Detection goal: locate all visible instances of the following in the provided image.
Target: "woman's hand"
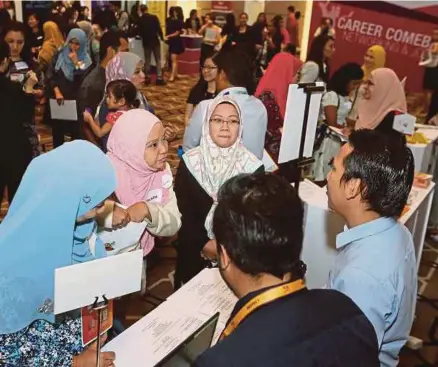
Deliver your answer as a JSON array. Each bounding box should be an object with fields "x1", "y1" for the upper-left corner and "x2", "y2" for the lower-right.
[
  {"x1": 24, "y1": 71, "x2": 38, "y2": 91},
  {"x1": 112, "y1": 205, "x2": 130, "y2": 228},
  {"x1": 54, "y1": 88, "x2": 64, "y2": 105},
  {"x1": 342, "y1": 127, "x2": 352, "y2": 137},
  {"x1": 201, "y1": 239, "x2": 217, "y2": 261},
  {"x1": 69, "y1": 51, "x2": 79, "y2": 65},
  {"x1": 127, "y1": 202, "x2": 150, "y2": 223},
  {"x1": 72, "y1": 337, "x2": 115, "y2": 366}
]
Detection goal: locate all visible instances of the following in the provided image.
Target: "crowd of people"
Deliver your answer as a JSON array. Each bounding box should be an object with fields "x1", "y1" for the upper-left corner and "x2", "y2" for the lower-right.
[{"x1": 0, "y1": 1, "x2": 436, "y2": 366}]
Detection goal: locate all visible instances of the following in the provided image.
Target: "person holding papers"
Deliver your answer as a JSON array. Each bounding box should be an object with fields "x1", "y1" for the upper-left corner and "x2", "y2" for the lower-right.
[
  {"x1": 183, "y1": 49, "x2": 268, "y2": 160},
  {"x1": 0, "y1": 141, "x2": 122, "y2": 366},
  {"x1": 174, "y1": 97, "x2": 264, "y2": 289},
  {"x1": 194, "y1": 173, "x2": 379, "y2": 366},
  {"x1": 354, "y1": 68, "x2": 407, "y2": 135},
  {"x1": 326, "y1": 130, "x2": 416, "y2": 367},
  {"x1": 107, "y1": 109, "x2": 182, "y2": 294},
  {"x1": 46, "y1": 28, "x2": 92, "y2": 148},
  {"x1": 312, "y1": 63, "x2": 363, "y2": 182}
]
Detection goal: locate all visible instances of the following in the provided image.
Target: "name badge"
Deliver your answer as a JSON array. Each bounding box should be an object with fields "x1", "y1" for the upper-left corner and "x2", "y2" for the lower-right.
[
  {"x1": 146, "y1": 189, "x2": 162, "y2": 203},
  {"x1": 393, "y1": 113, "x2": 416, "y2": 135},
  {"x1": 162, "y1": 174, "x2": 173, "y2": 189}
]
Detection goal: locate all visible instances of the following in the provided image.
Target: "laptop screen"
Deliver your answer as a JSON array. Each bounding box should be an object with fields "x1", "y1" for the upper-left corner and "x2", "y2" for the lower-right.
[{"x1": 157, "y1": 313, "x2": 220, "y2": 367}]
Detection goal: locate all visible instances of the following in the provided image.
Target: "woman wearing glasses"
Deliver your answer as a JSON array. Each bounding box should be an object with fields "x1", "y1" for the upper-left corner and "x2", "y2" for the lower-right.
[
  {"x1": 174, "y1": 96, "x2": 264, "y2": 289},
  {"x1": 106, "y1": 109, "x2": 182, "y2": 295},
  {"x1": 185, "y1": 56, "x2": 218, "y2": 125}
]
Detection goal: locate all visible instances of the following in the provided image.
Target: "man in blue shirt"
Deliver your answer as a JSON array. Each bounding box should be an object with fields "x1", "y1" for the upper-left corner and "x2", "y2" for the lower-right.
[
  {"x1": 326, "y1": 129, "x2": 417, "y2": 367},
  {"x1": 183, "y1": 50, "x2": 267, "y2": 159}
]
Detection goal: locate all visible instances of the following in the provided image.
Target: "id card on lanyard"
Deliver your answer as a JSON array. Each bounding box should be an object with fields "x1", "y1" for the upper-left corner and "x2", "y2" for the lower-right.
[{"x1": 219, "y1": 279, "x2": 306, "y2": 340}]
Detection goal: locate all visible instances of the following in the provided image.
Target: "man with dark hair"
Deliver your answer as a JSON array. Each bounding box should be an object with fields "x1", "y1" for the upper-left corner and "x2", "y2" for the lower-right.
[
  {"x1": 183, "y1": 49, "x2": 267, "y2": 159},
  {"x1": 114, "y1": 30, "x2": 129, "y2": 52},
  {"x1": 138, "y1": 4, "x2": 165, "y2": 85},
  {"x1": 110, "y1": 1, "x2": 129, "y2": 33},
  {"x1": 326, "y1": 129, "x2": 416, "y2": 367},
  {"x1": 194, "y1": 173, "x2": 379, "y2": 366},
  {"x1": 78, "y1": 30, "x2": 121, "y2": 144}
]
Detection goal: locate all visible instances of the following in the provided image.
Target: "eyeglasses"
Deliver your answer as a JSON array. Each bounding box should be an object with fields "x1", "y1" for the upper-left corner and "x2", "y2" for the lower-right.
[
  {"x1": 210, "y1": 117, "x2": 240, "y2": 126},
  {"x1": 202, "y1": 66, "x2": 218, "y2": 71}
]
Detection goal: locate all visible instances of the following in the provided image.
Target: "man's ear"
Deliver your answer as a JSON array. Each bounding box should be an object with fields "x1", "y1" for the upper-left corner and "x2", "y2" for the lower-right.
[
  {"x1": 219, "y1": 244, "x2": 231, "y2": 271},
  {"x1": 345, "y1": 178, "x2": 362, "y2": 201}
]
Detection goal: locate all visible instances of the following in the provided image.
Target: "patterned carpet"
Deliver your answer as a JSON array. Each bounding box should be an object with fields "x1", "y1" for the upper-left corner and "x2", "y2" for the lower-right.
[{"x1": 1, "y1": 74, "x2": 438, "y2": 365}]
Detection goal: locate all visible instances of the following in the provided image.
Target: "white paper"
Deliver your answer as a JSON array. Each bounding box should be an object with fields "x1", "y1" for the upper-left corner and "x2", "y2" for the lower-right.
[
  {"x1": 393, "y1": 113, "x2": 416, "y2": 135},
  {"x1": 97, "y1": 222, "x2": 146, "y2": 256},
  {"x1": 298, "y1": 179, "x2": 330, "y2": 211},
  {"x1": 49, "y1": 99, "x2": 78, "y2": 121},
  {"x1": 54, "y1": 250, "x2": 142, "y2": 314},
  {"x1": 278, "y1": 83, "x2": 324, "y2": 164},
  {"x1": 262, "y1": 150, "x2": 278, "y2": 172},
  {"x1": 103, "y1": 269, "x2": 237, "y2": 366},
  {"x1": 167, "y1": 269, "x2": 237, "y2": 344},
  {"x1": 328, "y1": 126, "x2": 348, "y2": 143},
  {"x1": 102, "y1": 298, "x2": 213, "y2": 366}
]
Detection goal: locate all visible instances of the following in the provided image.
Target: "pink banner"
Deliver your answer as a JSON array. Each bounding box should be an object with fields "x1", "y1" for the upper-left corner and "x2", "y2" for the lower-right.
[{"x1": 309, "y1": 1, "x2": 436, "y2": 92}]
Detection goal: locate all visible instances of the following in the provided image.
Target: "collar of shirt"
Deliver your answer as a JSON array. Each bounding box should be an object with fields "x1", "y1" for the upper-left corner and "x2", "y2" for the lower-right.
[
  {"x1": 218, "y1": 87, "x2": 248, "y2": 97},
  {"x1": 336, "y1": 217, "x2": 397, "y2": 250}
]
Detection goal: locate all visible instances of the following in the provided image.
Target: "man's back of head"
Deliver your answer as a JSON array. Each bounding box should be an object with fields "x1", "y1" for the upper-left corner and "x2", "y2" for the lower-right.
[
  {"x1": 327, "y1": 129, "x2": 414, "y2": 222},
  {"x1": 213, "y1": 173, "x2": 304, "y2": 292},
  {"x1": 211, "y1": 49, "x2": 256, "y2": 94},
  {"x1": 99, "y1": 29, "x2": 121, "y2": 62}
]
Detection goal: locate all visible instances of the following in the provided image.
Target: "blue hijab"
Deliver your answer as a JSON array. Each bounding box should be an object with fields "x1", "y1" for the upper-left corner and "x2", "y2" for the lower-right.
[
  {"x1": 55, "y1": 28, "x2": 92, "y2": 81},
  {"x1": 0, "y1": 141, "x2": 116, "y2": 334}
]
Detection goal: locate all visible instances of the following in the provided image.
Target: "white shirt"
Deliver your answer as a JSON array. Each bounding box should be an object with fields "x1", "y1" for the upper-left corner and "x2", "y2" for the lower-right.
[
  {"x1": 320, "y1": 91, "x2": 352, "y2": 126},
  {"x1": 183, "y1": 87, "x2": 268, "y2": 159}
]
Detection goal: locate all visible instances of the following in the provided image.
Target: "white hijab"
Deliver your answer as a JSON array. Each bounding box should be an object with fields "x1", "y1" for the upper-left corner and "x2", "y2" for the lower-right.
[{"x1": 183, "y1": 96, "x2": 263, "y2": 238}]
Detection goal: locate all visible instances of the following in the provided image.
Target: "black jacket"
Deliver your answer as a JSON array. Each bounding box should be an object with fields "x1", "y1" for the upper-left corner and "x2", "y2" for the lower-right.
[
  {"x1": 194, "y1": 286, "x2": 380, "y2": 367},
  {"x1": 138, "y1": 13, "x2": 163, "y2": 47}
]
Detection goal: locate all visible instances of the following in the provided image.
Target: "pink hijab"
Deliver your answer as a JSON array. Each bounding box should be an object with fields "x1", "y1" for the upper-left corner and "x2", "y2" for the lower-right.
[
  {"x1": 255, "y1": 52, "x2": 303, "y2": 118},
  {"x1": 107, "y1": 109, "x2": 171, "y2": 256},
  {"x1": 355, "y1": 68, "x2": 407, "y2": 130}
]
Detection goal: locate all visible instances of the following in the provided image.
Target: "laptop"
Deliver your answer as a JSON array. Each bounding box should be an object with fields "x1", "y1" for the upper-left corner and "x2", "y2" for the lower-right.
[{"x1": 156, "y1": 313, "x2": 220, "y2": 366}]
